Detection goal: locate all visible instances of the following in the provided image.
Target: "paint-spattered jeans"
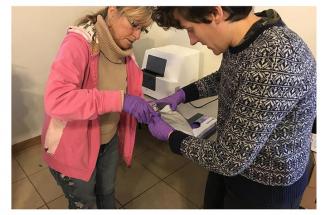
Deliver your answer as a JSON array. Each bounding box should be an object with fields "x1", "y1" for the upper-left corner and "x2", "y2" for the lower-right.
[{"x1": 49, "y1": 134, "x2": 119, "y2": 209}]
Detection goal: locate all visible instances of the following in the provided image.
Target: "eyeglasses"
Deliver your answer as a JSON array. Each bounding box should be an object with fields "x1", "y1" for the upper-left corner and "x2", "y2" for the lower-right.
[{"x1": 124, "y1": 15, "x2": 149, "y2": 33}]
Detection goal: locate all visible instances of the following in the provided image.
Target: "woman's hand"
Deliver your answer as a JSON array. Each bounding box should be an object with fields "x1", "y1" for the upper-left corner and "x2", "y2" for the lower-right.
[{"x1": 123, "y1": 95, "x2": 158, "y2": 124}]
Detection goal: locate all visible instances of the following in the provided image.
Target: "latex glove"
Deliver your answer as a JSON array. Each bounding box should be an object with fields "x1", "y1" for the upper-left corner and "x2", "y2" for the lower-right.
[
  {"x1": 148, "y1": 116, "x2": 174, "y2": 141},
  {"x1": 154, "y1": 89, "x2": 185, "y2": 111},
  {"x1": 123, "y1": 95, "x2": 158, "y2": 124}
]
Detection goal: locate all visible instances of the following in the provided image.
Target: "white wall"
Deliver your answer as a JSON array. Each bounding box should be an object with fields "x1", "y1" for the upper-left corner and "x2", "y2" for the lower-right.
[
  {"x1": 12, "y1": 6, "x2": 102, "y2": 144},
  {"x1": 12, "y1": 6, "x2": 316, "y2": 144},
  {"x1": 256, "y1": 6, "x2": 316, "y2": 57}
]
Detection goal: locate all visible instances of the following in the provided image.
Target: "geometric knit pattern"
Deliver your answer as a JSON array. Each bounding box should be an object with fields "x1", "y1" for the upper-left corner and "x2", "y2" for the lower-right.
[{"x1": 180, "y1": 21, "x2": 316, "y2": 186}]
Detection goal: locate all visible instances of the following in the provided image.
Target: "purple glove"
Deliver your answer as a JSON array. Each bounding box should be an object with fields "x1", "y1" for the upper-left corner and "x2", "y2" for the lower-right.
[
  {"x1": 148, "y1": 116, "x2": 174, "y2": 141},
  {"x1": 123, "y1": 95, "x2": 158, "y2": 124},
  {"x1": 154, "y1": 89, "x2": 185, "y2": 111}
]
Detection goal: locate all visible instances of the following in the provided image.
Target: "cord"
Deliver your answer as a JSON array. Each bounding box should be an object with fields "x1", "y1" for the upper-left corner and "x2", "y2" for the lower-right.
[{"x1": 189, "y1": 97, "x2": 218, "y2": 108}]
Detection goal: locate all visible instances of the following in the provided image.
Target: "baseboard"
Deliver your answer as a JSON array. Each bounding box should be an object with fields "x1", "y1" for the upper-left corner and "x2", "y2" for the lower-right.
[{"x1": 12, "y1": 135, "x2": 41, "y2": 155}]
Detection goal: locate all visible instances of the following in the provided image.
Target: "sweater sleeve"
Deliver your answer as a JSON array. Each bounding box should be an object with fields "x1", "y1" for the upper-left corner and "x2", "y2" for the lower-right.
[
  {"x1": 181, "y1": 70, "x2": 221, "y2": 103},
  {"x1": 169, "y1": 56, "x2": 313, "y2": 176},
  {"x1": 44, "y1": 33, "x2": 123, "y2": 121}
]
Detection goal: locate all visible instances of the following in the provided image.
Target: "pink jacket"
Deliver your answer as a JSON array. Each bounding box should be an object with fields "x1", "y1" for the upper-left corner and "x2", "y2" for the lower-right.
[{"x1": 41, "y1": 32, "x2": 142, "y2": 181}]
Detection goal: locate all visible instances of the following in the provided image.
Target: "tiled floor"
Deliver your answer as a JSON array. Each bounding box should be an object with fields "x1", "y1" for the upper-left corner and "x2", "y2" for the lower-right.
[{"x1": 12, "y1": 126, "x2": 208, "y2": 209}]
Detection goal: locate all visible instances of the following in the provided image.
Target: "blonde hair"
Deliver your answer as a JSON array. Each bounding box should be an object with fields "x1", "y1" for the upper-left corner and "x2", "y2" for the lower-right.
[
  {"x1": 117, "y1": 6, "x2": 154, "y2": 29},
  {"x1": 77, "y1": 6, "x2": 154, "y2": 28}
]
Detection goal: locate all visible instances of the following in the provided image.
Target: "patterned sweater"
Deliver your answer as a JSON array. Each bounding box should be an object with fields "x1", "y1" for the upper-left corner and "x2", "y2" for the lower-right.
[{"x1": 169, "y1": 10, "x2": 316, "y2": 186}]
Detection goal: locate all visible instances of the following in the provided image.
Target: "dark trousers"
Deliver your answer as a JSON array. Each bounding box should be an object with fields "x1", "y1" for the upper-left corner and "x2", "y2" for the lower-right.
[
  {"x1": 49, "y1": 134, "x2": 119, "y2": 209},
  {"x1": 204, "y1": 158, "x2": 312, "y2": 209}
]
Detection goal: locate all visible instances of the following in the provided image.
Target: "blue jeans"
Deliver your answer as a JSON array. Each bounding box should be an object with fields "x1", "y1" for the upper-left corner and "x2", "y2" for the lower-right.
[{"x1": 49, "y1": 134, "x2": 119, "y2": 209}]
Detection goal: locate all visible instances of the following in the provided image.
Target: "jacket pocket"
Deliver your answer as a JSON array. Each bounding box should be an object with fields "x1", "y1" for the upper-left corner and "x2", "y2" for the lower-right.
[{"x1": 44, "y1": 118, "x2": 67, "y2": 155}]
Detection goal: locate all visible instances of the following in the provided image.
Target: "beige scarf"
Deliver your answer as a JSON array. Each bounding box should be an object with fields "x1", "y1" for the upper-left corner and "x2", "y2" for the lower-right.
[{"x1": 95, "y1": 15, "x2": 132, "y2": 144}]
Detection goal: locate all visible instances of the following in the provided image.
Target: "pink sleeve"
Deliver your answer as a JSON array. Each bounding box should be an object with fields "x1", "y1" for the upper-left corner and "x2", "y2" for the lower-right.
[{"x1": 44, "y1": 33, "x2": 123, "y2": 121}]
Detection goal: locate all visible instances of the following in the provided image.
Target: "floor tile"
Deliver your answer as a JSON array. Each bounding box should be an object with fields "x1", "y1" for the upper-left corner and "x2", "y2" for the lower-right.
[
  {"x1": 12, "y1": 178, "x2": 44, "y2": 209},
  {"x1": 135, "y1": 126, "x2": 170, "y2": 154},
  {"x1": 144, "y1": 137, "x2": 173, "y2": 156},
  {"x1": 15, "y1": 144, "x2": 47, "y2": 176},
  {"x1": 135, "y1": 148, "x2": 188, "y2": 179},
  {"x1": 115, "y1": 160, "x2": 160, "y2": 205},
  {"x1": 47, "y1": 195, "x2": 121, "y2": 209},
  {"x1": 118, "y1": 127, "x2": 153, "y2": 166},
  {"x1": 133, "y1": 128, "x2": 151, "y2": 158},
  {"x1": 38, "y1": 205, "x2": 48, "y2": 209},
  {"x1": 46, "y1": 195, "x2": 123, "y2": 209},
  {"x1": 29, "y1": 168, "x2": 63, "y2": 203},
  {"x1": 47, "y1": 195, "x2": 68, "y2": 209},
  {"x1": 164, "y1": 162, "x2": 209, "y2": 208},
  {"x1": 133, "y1": 141, "x2": 150, "y2": 158},
  {"x1": 124, "y1": 181, "x2": 197, "y2": 209},
  {"x1": 12, "y1": 158, "x2": 27, "y2": 183},
  {"x1": 115, "y1": 199, "x2": 122, "y2": 209}
]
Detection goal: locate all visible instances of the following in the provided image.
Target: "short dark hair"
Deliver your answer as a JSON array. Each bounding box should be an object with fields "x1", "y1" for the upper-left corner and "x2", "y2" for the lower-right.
[{"x1": 152, "y1": 6, "x2": 253, "y2": 29}]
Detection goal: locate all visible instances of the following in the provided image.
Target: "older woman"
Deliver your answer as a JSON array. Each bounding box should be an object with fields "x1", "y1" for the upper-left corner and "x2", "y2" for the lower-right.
[{"x1": 42, "y1": 7, "x2": 155, "y2": 209}]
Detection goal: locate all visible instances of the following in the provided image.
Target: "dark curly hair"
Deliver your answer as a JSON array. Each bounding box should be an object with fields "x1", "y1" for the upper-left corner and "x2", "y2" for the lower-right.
[{"x1": 152, "y1": 6, "x2": 253, "y2": 29}]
